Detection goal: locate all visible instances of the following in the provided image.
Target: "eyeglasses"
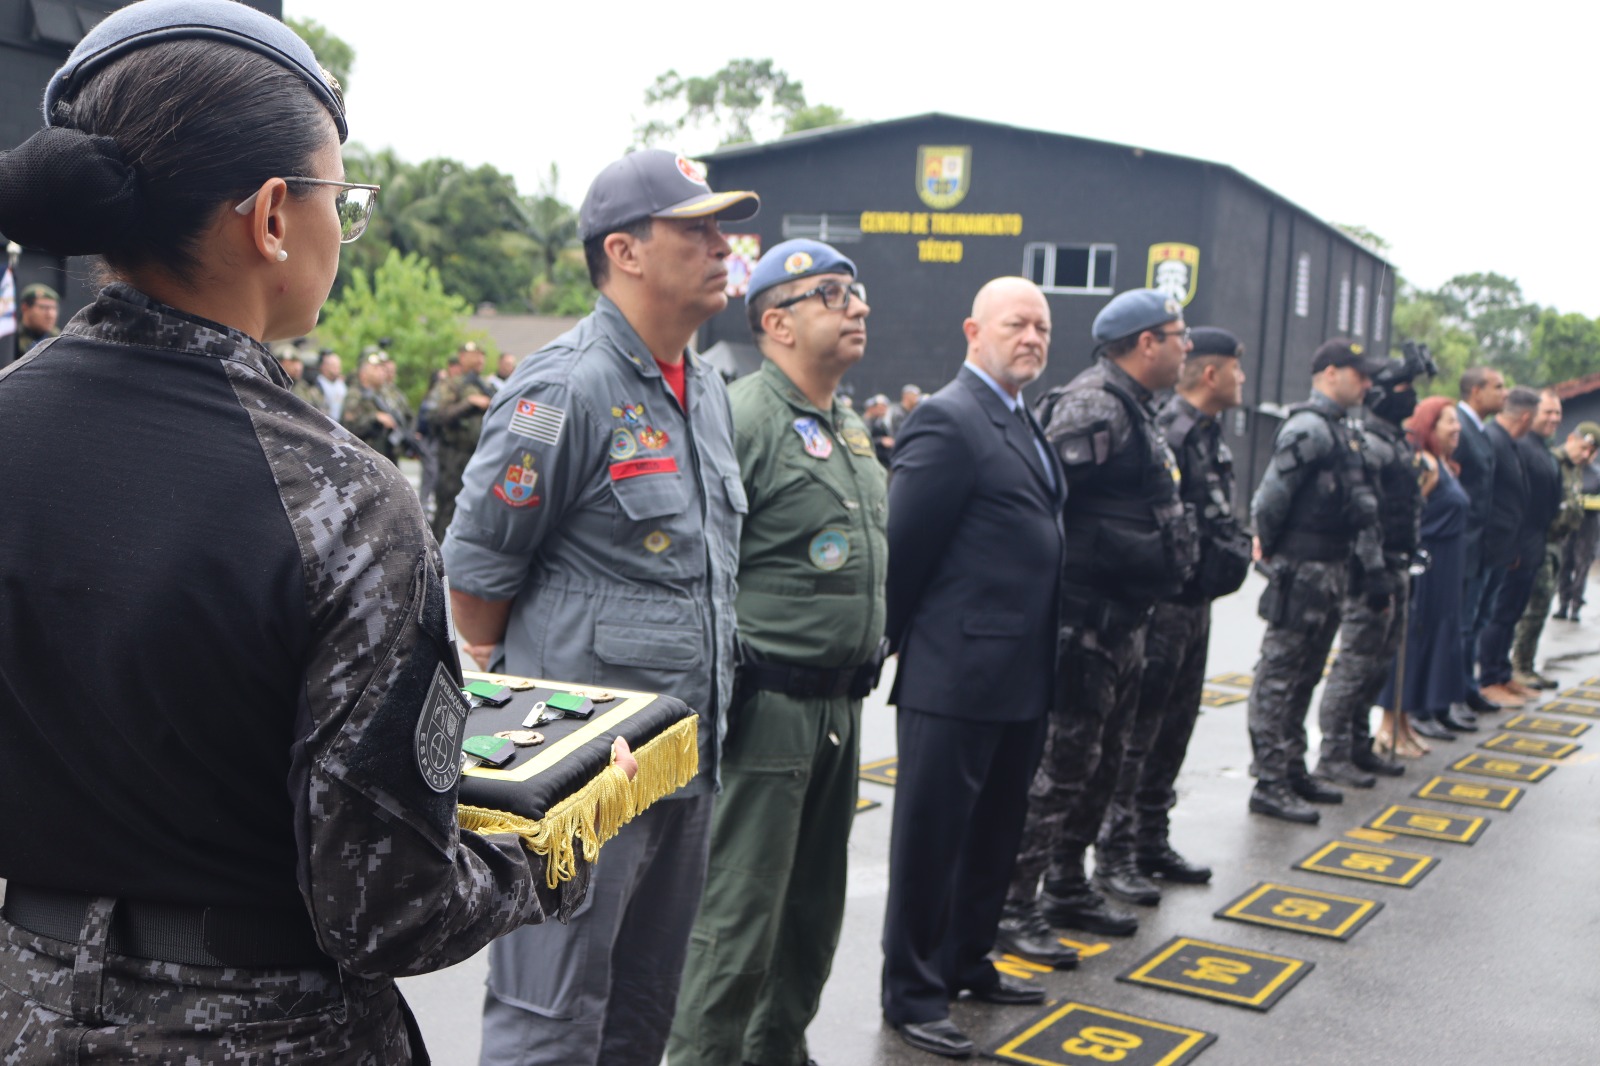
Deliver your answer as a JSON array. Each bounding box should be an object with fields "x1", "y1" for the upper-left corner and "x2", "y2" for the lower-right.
[
  {"x1": 774, "y1": 280, "x2": 867, "y2": 311},
  {"x1": 233, "y1": 177, "x2": 381, "y2": 244},
  {"x1": 1151, "y1": 326, "x2": 1192, "y2": 343}
]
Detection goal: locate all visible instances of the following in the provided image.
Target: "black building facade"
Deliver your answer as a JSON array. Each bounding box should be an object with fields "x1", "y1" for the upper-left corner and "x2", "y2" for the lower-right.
[
  {"x1": 1, "y1": 0, "x2": 281, "y2": 318},
  {"x1": 700, "y1": 113, "x2": 1396, "y2": 496}
]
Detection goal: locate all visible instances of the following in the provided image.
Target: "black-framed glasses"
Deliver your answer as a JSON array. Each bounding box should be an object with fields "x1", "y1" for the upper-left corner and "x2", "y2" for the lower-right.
[
  {"x1": 774, "y1": 280, "x2": 867, "y2": 311},
  {"x1": 233, "y1": 177, "x2": 381, "y2": 244},
  {"x1": 1151, "y1": 326, "x2": 1192, "y2": 343}
]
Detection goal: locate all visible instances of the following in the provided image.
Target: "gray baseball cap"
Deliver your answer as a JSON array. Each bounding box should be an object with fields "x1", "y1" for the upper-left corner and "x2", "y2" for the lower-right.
[{"x1": 579, "y1": 149, "x2": 758, "y2": 240}]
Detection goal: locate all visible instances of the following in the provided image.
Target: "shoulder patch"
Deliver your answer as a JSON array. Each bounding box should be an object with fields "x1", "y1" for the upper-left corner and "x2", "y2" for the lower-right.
[
  {"x1": 509, "y1": 398, "x2": 565, "y2": 445},
  {"x1": 415, "y1": 663, "x2": 470, "y2": 793}
]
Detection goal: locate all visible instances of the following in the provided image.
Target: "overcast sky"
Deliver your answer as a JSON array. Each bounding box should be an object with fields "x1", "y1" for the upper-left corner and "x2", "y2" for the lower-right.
[{"x1": 286, "y1": 0, "x2": 1592, "y2": 318}]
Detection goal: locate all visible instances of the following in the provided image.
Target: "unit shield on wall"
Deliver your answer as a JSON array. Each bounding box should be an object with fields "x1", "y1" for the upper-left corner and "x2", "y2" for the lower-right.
[
  {"x1": 1148, "y1": 243, "x2": 1200, "y2": 305},
  {"x1": 917, "y1": 145, "x2": 971, "y2": 209}
]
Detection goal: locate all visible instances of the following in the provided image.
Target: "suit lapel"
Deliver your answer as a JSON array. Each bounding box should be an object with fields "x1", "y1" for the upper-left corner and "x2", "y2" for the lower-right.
[{"x1": 960, "y1": 368, "x2": 1054, "y2": 493}]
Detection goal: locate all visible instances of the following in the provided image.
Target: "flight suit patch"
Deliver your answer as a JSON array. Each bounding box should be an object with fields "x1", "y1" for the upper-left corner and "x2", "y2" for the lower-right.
[
  {"x1": 415, "y1": 664, "x2": 470, "y2": 793},
  {"x1": 610, "y1": 428, "x2": 638, "y2": 461},
  {"x1": 508, "y1": 398, "x2": 565, "y2": 445},
  {"x1": 644, "y1": 530, "x2": 671, "y2": 554},
  {"x1": 841, "y1": 425, "x2": 874, "y2": 457},
  {"x1": 493, "y1": 452, "x2": 541, "y2": 508},
  {"x1": 793, "y1": 417, "x2": 834, "y2": 459},
  {"x1": 610, "y1": 457, "x2": 679, "y2": 480},
  {"x1": 809, "y1": 529, "x2": 850, "y2": 570}
]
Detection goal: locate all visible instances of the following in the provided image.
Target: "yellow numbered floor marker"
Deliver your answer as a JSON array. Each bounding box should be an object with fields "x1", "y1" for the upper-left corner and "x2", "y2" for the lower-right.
[
  {"x1": 858, "y1": 756, "x2": 898, "y2": 786},
  {"x1": 1214, "y1": 882, "x2": 1382, "y2": 941},
  {"x1": 1480, "y1": 733, "x2": 1579, "y2": 759},
  {"x1": 1412, "y1": 775, "x2": 1523, "y2": 811},
  {"x1": 1365, "y1": 804, "x2": 1488, "y2": 845},
  {"x1": 1554, "y1": 687, "x2": 1600, "y2": 704},
  {"x1": 992, "y1": 954, "x2": 1055, "y2": 981},
  {"x1": 1450, "y1": 752, "x2": 1556, "y2": 782},
  {"x1": 1295, "y1": 841, "x2": 1437, "y2": 887},
  {"x1": 1538, "y1": 699, "x2": 1600, "y2": 718},
  {"x1": 1198, "y1": 688, "x2": 1246, "y2": 707},
  {"x1": 1205, "y1": 672, "x2": 1254, "y2": 689},
  {"x1": 1118, "y1": 936, "x2": 1312, "y2": 1011},
  {"x1": 1501, "y1": 714, "x2": 1589, "y2": 739},
  {"x1": 855, "y1": 796, "x2": 881, "y2": 814},
  {"x1": 990, "y1": 1001, "x2": 1215, "y2": 1066}
]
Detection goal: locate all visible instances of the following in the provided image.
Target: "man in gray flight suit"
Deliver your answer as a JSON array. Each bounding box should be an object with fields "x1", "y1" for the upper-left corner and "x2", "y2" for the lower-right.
[
  {"x1": 443, "y1": 149, "x2": 758, "y2": 1066},
  {"x1": 669, "y1": 239, "x2": 887, "y2": 1066},
  {"x1": 1249, "y1": 339, "x2": 1387, "y2": 823}
]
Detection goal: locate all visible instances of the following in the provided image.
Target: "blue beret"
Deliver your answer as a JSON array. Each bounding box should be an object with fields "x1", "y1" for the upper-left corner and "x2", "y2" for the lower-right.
[
  {"x1": 45, "y1": 0, "x2": 348, "y2": 142},
  {"x1": 746, "y1": 239, "x2": 856, "y2": 304},
  {"x1": 1092, "y1": 288, "x2": 1184, "y2": 343}
]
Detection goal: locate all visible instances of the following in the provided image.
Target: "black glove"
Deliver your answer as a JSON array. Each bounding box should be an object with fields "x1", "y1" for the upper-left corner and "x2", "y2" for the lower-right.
[{"x1": 1361, "y1": 567, "x2": 1399, "y2": 611}]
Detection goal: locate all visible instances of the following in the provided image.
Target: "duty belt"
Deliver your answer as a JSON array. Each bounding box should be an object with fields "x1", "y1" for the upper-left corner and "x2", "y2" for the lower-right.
[
  {"x1": 1275, "y1": 530, "x2": 1353, "y2": 562},
  {"x1": 2, "y1": 883, "x2": 329, "y2": 968},
  {"x1": 739, "y1": 648, "x2": 886, "y2": 701}
]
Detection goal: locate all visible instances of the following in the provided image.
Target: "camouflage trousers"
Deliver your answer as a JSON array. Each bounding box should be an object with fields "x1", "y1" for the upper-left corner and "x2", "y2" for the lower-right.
[
  {"x1": 1009, "y1": 619, "x2": 1148, "y2": 898},
  {"x1": 0, "y1": 904, "x2": 415, "y2": 1064},
  {"x1": 1557, "y1": 520, "x2": 1598, "y2": 615},
  {"x1": 1317, "y1": 571, "x2": 1406, "y2": 765},
  {"x1": 431, "y1": 445, "x2": 473, "y2": 542},
  {"x1": 1512, "y1": 545, "x2": 1561, "y2": 674},
  {"x1": 1248, "y1": 559, "x2": 1348, "y2": 783},
  {"x1": 1097, "y1": 599, "x2": 1210, "y2": 860}
]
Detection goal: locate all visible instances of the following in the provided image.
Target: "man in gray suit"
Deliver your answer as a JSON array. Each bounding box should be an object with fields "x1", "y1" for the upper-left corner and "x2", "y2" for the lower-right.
[{"x1": 880, "y1": 277, "x2": 1066, "y2": 1059}]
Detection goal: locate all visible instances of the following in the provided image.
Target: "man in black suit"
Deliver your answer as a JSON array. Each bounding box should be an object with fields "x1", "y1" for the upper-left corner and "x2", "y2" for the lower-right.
[
  {"x1": 1455, "y1": 367, "x2": 1505, "y2": 716},
  {"x1": 881, "y1": 277, "x2": 1066, "y2": 1059},
  {"x1": 1477, "y1": 386, "x2": 1539, "y2": 706}
]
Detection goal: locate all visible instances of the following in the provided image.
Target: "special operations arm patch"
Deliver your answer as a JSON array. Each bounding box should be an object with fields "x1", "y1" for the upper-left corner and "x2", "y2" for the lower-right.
[{"x1": 416, "y1": 663, "x2": 471, "y2": 792}]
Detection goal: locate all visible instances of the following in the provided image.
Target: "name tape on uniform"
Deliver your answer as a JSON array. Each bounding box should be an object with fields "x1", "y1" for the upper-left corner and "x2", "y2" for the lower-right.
[
  {"x1": 859, "y1": 756, "x2": 898, "y2": 786},
  {"x1": 1480, "y1": 733, "x2": 1579, "y2": 760},
  {"x1": 1412, "y1": 776, "x2": 1523, "y2": 811},
  {"x1": 1118, "y1": 936, "x2": 1312, "y2": 1011},
  {"x1": 1364, "y1": 804, "x2": 1487, "y2": 845},
  {"x1": 1501, "y1": 714, "x2": 1589, "y2": 739},
  {"x1": 1295, "y1": 841, "x2": 1437, "y2": 887},
  {"x1": 1449, "y1": 752, "x2": 1555, "y2": 782},
  {"x1": 990, "y1": 1001, "x2": 1216, "y2": 1066},
  {"x1": 1214, "y1": 882, "x2": 1382, "y2": 941}
]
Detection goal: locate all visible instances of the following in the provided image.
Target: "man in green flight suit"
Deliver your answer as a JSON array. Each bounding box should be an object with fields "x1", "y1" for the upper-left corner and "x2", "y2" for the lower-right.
[
  {"x1": 669, "y1": 239, "x2": 887, "y2": 1066},
  {"x1": 430, "y1": 340, "x2": 491, "y2": 540}
]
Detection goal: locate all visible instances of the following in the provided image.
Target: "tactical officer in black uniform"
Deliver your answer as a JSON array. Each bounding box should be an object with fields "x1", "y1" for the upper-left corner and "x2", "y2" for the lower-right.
[
  {"x1": 998, "y1": 289, "x2": 1197, "y2": 954},
  {"x1": 1093, "y1": 327, "x2": 1252, "y2": 905},
  {"x1": 1315, "y1": 343, "x2": 1438, "y2": 786},
  {"x1": 1249, "y1": 339, "x2": 1387, "y2": 823}
]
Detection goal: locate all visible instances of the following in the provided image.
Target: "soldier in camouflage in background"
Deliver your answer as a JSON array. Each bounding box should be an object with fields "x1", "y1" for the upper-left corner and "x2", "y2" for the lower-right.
[{"x1": 430, "y1": 341, "x2": 492, "y2": 540}]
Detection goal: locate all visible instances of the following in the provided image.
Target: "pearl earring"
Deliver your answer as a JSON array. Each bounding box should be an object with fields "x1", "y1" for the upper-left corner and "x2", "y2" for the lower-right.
[{"x1": 276, "y1": 250, "x2": 289, "y2": 262}]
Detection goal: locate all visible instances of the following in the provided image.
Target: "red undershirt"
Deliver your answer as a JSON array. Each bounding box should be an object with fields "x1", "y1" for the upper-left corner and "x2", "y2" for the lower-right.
[{"x1": 655, "y1": 356, "x2": 687, "y2": 410}]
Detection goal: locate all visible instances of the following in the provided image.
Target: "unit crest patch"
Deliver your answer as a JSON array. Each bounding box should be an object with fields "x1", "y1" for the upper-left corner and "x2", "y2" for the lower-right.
[{"x1": 493, "y1": 452, "x2": 542, "y2": 508}]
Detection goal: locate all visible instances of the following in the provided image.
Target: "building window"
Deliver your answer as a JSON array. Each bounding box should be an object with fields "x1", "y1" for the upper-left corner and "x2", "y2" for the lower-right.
[
  {"x1": 1353, "y1": 284, "x2": 1367, "y2": 337},
  {"x1": 1373, "y1": 293, "x2": 1386, "y2": 344},
  {"x1": 1337, "y1": 276, "x2": 1351, "y2": 332},
  {"x1": 1294, "y1": 253, "x2": 1311, "y2": 318},
  {"x1": 1023, "y1": 242, "x2": 1116, "y2": 294},
  {"x1": 782, "y1": 214, "x2": 863, "y2": 243}
]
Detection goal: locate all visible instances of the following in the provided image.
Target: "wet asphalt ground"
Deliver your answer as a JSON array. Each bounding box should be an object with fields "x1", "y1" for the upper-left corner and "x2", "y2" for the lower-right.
[{"x1": 400, "y1": 567, "x2": 1600, "y2": 1066}]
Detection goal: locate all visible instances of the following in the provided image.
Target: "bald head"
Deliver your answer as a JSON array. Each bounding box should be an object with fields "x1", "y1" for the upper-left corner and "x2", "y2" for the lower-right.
[{"x1": 963, "y1": 277, "x2": 1051, "y2": 397}]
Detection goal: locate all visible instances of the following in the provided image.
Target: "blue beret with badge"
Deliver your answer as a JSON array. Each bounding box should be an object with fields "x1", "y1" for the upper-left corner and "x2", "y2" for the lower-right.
[
  {"x1": 745, "y1": 239, "x2": 856, "y2": 304},
  {"x1": 1092, "y1": 288, "x2": 1184, "y2": 343}
]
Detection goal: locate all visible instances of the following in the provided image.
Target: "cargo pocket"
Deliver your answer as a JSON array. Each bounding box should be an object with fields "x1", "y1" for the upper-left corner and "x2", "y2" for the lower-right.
[
  {"x1": 595, "y1": 621, "x2": 702, "y2": 672},
  {"x1": 608, "y1": 471, "x2": 703, "y2": 580}
]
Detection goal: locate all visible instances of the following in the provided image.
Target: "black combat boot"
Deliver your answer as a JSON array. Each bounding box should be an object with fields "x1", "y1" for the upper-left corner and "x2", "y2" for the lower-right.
[
  {"x1": 1351, "y1": 745, "x2": 1405, "y2": 777},
  {"x1": 1314, "y1": 757, "x2": 1377, "y2": 788},
  {"x1": 1092, "y1": 854, "x2": 1161, "y2": 906},
  {"x1": 1136, "y1": 841, "x2": 1212, "y2": 884},
  {"x1": 1039, "y1": 870, "x2": 1139, "y2": 937},
  {"x1": 1249, "y1": 781, "x2": 1320, "y2": 824},
  {"x1": 994, "y1": 899, "x2": 1079, "y2": 969}
]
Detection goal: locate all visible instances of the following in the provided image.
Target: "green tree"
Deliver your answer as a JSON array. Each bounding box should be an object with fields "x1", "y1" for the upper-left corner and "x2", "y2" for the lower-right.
[
  {"x1": 635, "y1": 59, "x2": 844, "y2": 148},
  {"x1": 1529, "y1": 310, "x2": 1600, "y2": 386},
  {"x1": 286, "y1": 17, "x2": 355, "y2": 92},
  {"x1": 1390, "y1": 280, "x2": 1480, "y2": 399},
  {"x1": 338, "y1": 149, "x2": 540, "y2": 309},
  {"x1": 1434, "y1": 272, "x2": 1541, "y2": 381},
  {"x1": 519, "y1": 163, "x2": 579, "y2": 280},
  {"x1": 317, "y1": 249, "x2": 487, "y2": 405}
]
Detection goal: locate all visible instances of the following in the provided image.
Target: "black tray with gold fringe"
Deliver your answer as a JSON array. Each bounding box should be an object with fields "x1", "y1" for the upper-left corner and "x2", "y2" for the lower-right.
[{"x1": 454, "y1": 671, "x2": 698, "y2": 887}]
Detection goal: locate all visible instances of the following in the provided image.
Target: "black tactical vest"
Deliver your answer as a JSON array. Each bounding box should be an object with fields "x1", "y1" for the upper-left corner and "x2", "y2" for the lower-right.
[
  {"x1": 1363, "y1": 417, "x2": 1422, "y2": 560},
  {"x1": 1164, "y1": 402, "x2": 1251, "y2": 601},
  {"x1": 1052, "y1": 376, "x2": 1198, "y2": 602},
  {"x1": 1280, "y1": 402, "x2": 1373, "y2": 551}
]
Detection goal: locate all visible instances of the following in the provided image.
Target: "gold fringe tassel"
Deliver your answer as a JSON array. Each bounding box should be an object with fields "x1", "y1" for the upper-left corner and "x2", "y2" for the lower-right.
[{"x1": 457, "y1": 715, "x2": 699, "y2": 888}]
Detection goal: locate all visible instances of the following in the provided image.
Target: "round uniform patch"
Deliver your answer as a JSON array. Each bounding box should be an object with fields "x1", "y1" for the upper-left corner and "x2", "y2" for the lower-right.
[
  {"x1": 784, "y1": 251, "x2": 814, "y2": 274},
  {"x1": 610, "y1": 427, "x2": 639, "y2": 461},
  {"x1": 644, "y1": 530, "x2": 671, "y2": 554},
  {"x1": 808, "y1": 529, "x2": 850, "y2": 571}
]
